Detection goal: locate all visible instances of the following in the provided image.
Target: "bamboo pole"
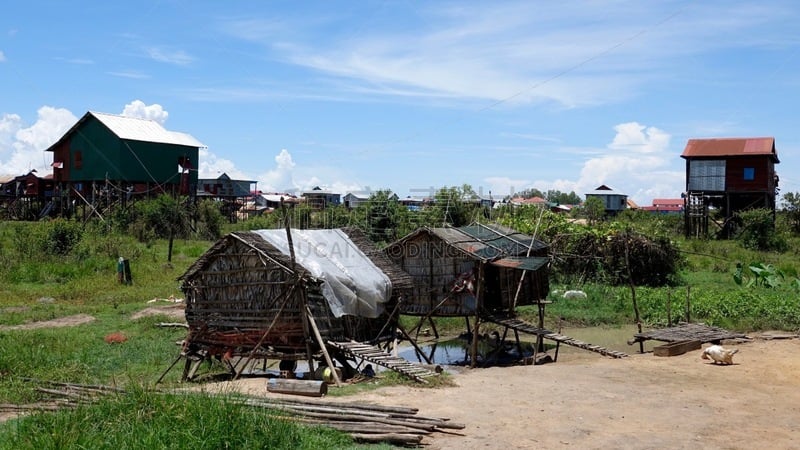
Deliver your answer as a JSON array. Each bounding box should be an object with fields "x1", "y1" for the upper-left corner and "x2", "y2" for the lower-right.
[
  {"x1": 470, "y1": 263, "x2": 484, "y2": 368},
  {"x1": 306, "y1": 306, "x2": 342, "y2": 387},
  {"x1": 624, "y1": 233, "x2": 644, "y2": 354}
]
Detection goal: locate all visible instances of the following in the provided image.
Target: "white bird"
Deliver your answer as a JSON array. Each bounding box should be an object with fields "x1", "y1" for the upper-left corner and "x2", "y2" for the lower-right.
[{"x1": 701, "y1": 345, "x2": 739, "y2": 365}]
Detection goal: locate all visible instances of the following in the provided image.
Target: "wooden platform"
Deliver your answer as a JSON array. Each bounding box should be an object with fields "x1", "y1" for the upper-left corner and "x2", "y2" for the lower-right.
[
  {"x1": 326, "y1": 340, "x2": 441, "y2": 383},
  {"x1": 483, "y1": 315, "x2": 629, "y2": 359},
  {"x1": 632, "y1": 322, "x2": 749, "y2": 345}
]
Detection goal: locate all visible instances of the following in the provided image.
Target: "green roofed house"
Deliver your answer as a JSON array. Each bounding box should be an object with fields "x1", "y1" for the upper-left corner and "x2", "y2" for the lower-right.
[{"x1": 45, "y1": 111, "x2": 204, "y2": 217}]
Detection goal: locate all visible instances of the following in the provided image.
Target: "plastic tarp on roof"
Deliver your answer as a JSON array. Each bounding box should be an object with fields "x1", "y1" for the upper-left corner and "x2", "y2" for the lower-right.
[{"x1": 254, "y1": 229, "x2": 392, "y2": 319}]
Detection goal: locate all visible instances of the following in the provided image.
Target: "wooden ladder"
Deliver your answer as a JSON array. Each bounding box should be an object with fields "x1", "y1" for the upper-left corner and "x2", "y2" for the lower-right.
[
  {"x1": 484, "y1": 315, "x2": 629, "y2": 359},
  {"x1": 326, "y1": 340, "x2": 440, "y2": 384}
]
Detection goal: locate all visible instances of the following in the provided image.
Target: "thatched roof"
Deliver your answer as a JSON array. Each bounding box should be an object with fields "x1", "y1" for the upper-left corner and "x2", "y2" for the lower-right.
[{"x1": 178, "y1": 231, "x2": 311, "y2": 282}]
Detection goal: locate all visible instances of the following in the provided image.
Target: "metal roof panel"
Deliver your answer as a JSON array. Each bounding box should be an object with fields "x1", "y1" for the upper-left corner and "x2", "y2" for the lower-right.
[{"x1": 91, "y1": 112, "x2": 205, "y2": 147}]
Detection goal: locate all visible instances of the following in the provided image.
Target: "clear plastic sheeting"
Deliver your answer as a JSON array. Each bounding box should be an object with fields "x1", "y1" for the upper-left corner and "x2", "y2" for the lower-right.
[{"x1": 254, "y1": 229, "x2": 392, "y2": 318}]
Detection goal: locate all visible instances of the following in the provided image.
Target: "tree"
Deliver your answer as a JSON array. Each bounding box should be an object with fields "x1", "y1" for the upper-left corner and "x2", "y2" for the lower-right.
[
  {"x1": 781, "y1": 192, "x2": 800, "y2": 234},
  {"x1": 424, "y1": 185, "x2": 483, "y2": 227},
  {"x1": 581, "y1": 196, "x2": 606, "y2": 225}
]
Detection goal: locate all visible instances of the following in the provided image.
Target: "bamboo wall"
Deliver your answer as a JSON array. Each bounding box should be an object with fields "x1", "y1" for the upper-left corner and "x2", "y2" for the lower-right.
[
  {"x1": 388, "y1": 233, "x2": 549, "y2": 316},
  {"x1": 182, "y1": 234, "x2": 398, "y2": 359}
]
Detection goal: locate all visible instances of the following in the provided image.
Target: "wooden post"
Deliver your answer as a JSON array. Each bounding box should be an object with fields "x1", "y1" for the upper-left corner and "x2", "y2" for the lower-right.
[
  {"x1": 666, "y1": 289, "x2": 672, "y2": 326},
  {"x1": 470, "y1": 263, "x2": 484, "y2": 368},
  {"x1": 685, "y1": 285, "x2": 691, "y2": 323},
  {"x1": 306, "y1": 306, "x2": 341, "y2": 387},
  {"x1": 624, "y1": 233, "x2": 644, "y2": 353}
]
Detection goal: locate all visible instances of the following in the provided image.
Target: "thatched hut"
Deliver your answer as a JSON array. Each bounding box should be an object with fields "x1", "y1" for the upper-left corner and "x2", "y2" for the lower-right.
[
  {"x1": 176, "y1": 227, "x2": 412, "y2": 377},
  {"x1": 384, "y1": 223, "x2": 549, "y2": 318}
]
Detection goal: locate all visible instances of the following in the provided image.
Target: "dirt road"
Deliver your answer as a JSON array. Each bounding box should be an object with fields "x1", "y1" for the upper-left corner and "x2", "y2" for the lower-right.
[{"x1": 214, "y1": 336, "x2": 800, "y2": 449}]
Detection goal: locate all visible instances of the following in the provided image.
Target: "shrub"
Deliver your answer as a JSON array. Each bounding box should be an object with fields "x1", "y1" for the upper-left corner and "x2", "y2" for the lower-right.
[{"x1": 736, "y1": 208, "x2": 788, "y2": 252}]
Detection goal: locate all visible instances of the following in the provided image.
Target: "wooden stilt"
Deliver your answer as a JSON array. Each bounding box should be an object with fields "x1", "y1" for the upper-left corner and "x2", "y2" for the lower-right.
[{"x1": 306, "y1": 306, "x2": 341, "y2": 387}]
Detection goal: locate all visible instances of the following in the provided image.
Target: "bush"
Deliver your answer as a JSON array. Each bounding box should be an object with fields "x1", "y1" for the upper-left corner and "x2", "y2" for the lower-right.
[{"x1": 736, "y1": 208, "x2": 788, "y2": 252}]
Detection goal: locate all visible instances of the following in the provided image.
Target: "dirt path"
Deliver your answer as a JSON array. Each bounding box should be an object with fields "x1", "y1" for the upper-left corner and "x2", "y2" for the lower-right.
[
  {"x1": 0, "y1": 314, "x2": 95, "y2": 331},
  {"x1": 209, "y1": 337, "x2": 800, "y2": 449}
]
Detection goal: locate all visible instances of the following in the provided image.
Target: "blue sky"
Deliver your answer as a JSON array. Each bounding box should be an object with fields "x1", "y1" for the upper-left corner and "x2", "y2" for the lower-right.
[{"x1": 1, "y1": 1, "x2": 799, "y2": 205}]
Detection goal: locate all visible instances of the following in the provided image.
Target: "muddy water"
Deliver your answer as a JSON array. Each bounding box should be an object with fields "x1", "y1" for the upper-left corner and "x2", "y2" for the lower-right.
[{"x1": 398, "y1": 324, "x2": 659, "y2": 365}]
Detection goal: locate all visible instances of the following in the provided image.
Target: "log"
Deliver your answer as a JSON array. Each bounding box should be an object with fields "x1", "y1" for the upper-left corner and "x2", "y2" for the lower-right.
[
  {"x1": 156, "y1": 322, "x2": 188, "y2": 328},
  {"x1": 267, "y1": 379, "x2": 328, "y2": 397},
  {"x1": 351, "y1": 433, "x2": 423, "y2": 445},
  {"x1": 653, "y1": 339, "x2": 701, "y2": 357}
]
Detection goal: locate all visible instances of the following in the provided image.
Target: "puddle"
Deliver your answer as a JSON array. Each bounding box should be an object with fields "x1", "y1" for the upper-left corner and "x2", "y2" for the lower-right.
[{"x1": 399, "y1": 324, "x2": 658, "y2": 365}]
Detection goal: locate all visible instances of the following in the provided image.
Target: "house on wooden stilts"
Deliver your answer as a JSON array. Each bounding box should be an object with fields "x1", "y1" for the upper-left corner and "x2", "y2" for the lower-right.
[
  {"x1": 170, "y1": 227, "x2": 414, "y2": 381},
  {"x1": 681, "y1": 137, "x2": 780, "y2": 238}
]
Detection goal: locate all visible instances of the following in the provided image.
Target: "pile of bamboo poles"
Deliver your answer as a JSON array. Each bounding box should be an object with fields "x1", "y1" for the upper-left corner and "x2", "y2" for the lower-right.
[
  {"x1": 229, "y1": 395, "x2": 464, "y2": 446},
  {"x1": 3, "y1": 379, "x2": 464, "y2": 447}
]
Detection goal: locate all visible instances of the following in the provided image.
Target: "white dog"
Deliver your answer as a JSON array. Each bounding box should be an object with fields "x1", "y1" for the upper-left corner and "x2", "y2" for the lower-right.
[{"x1": 701, "y1": 345, "x2": 739, "y2": 365}]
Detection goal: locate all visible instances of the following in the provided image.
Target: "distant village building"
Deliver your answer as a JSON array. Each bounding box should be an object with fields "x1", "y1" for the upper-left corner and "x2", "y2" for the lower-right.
[
  {"x1": 301, "y1": 186, "x2": 341, "y2": 209},
  {"x1": 642, "y1": 198, "x2": 684, "y2": 214},
  {"x1": 681, "y1": 137, "x2": 779, "y2": 238},
  {"x1": 343, "y1": 191, "x2": 399, "y2": 209},
  {"x1": 197, "y1": 173, "x2": 257, "y2": 222},
  {"x1": 585, "y1": 185, "x2": 628, "y2": 216}
]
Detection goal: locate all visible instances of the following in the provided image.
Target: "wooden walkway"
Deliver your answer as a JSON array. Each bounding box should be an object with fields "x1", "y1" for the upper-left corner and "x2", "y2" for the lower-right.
[
  {"x1": 632, "y1": 322, "x2": 749, "y2": 344},
  {"x1": 484, "y1": 315, "x2": 629, "y2": 359},
  {"x1": 326, "y1": 340, "x2": 441, "y2": 384}
]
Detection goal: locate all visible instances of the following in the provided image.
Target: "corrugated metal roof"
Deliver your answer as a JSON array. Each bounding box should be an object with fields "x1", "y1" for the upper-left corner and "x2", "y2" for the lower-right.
[
  {"x1": 490, "y1": 256, "x2": 549, "y2": 271},
  {"x1": 91, "y1": 112, "x2": 204, "y2": 147},
  {"x1": 429, "y1": 223, "x2": 548, "y2": 261},
  {"x1": 681, "y1": 137, "x2": 778, "y2": 162}
]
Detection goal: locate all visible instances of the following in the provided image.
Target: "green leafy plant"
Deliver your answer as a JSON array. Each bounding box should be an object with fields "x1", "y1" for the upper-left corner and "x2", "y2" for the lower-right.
[{"x1": 734, "y1": 262, "x2": 785, "y2": 288}]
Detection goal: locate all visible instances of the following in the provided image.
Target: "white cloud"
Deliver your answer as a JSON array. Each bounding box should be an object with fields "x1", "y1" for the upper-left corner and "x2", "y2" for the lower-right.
[
  {"x1": 0, "y1": 106, "x2": 77, "y2": 175},
  {"x1": 0, "y1": 50, "x2": 6, "y2": 62},
  {"x1": 108, "y1": 70, "x2": 150, "y2": 79},
  {"x1": 0, "y1": 113, "x2": 23, "y2": 153},
  {"x1": 196, "y1": 147, "x2": 250, "y2": 181},
  {"x1": 484, "y1": 176, "x2": 531, "y2": 199},
  {"x1": 145, "y1": 47, "x2": 194, "y2": 65},
  {"x1": 255, "y1": 149, "x2": 297, "y2": 192},
  {"x1": 121, "y1": 100, "x2": 169, "y2": 124},
  {"x1": 519, "y1": 122, "x2": 683, "y2": 204},
  {"x1": 608, "y1": 122, "x2": 670, "y2": 153}
]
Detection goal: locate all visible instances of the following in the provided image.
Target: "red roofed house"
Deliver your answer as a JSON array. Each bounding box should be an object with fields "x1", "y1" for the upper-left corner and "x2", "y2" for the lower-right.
[
  {"x1": 681, "y1": 137, "x2": 779, "y2": 238},
  {"x1": 642, "y1": 198, "x2": 683, "y2": 214}
]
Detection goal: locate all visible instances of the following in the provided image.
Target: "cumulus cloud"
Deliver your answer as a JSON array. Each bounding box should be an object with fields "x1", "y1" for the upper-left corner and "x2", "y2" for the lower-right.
[
  {"x1": 0, "y1": 106, "x2": 77, "y2": 175},
  {"x1": 257, "y1": 149, "x2": 297, "y2": 192},
  {"x1": 121, "y1": 100, "x2": 169, "y2": 124},
  {"x1": 505, "y1": 122, "x2": 682, "y2": 204},
  {"x1": 571, "y1": 122, "x2": 680, "y2": 203},
  {"x1": 608, "y1": 122, "x2": 670, "y2": 153},
  {"x1": 196, "y1": 147, "x2": 250, "y2": 181}
]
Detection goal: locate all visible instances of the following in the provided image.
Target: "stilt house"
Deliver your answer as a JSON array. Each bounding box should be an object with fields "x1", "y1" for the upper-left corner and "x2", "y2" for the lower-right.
[
  {"x1": 384, "y1": 223, "x2": 550, "y2": 317},
  {"x1": 178, "y1": 227, "x2": 413, "y2": 364},
  {"x1": 681, "y1": 137, "x2": 780, "y2": 237},
  {"x1": 45, "y1": 111, "x2": 203, "y2": 218}
]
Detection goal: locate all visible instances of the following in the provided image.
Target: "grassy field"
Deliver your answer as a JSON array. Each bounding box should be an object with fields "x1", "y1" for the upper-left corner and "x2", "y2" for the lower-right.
[{"x1": 1, "y1": 219, "x2": 799, "y2": 447}]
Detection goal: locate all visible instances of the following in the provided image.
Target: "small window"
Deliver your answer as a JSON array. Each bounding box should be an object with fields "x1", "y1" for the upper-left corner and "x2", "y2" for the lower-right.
[
  {"x1": 74, "y1": 151, "x2": 83, "y2": 169},
  {"x1": 743, "y1": 167, "x2": 755, "y2": 181}
]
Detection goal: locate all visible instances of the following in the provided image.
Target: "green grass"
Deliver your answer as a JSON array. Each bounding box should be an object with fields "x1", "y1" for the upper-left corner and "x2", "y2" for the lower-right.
[
  {"x1": 2, "y1": 220, "x2": 800, "y2": 447},
  {"x1": 0, "y1": 389, "x2": 360, "y2": 450}
]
